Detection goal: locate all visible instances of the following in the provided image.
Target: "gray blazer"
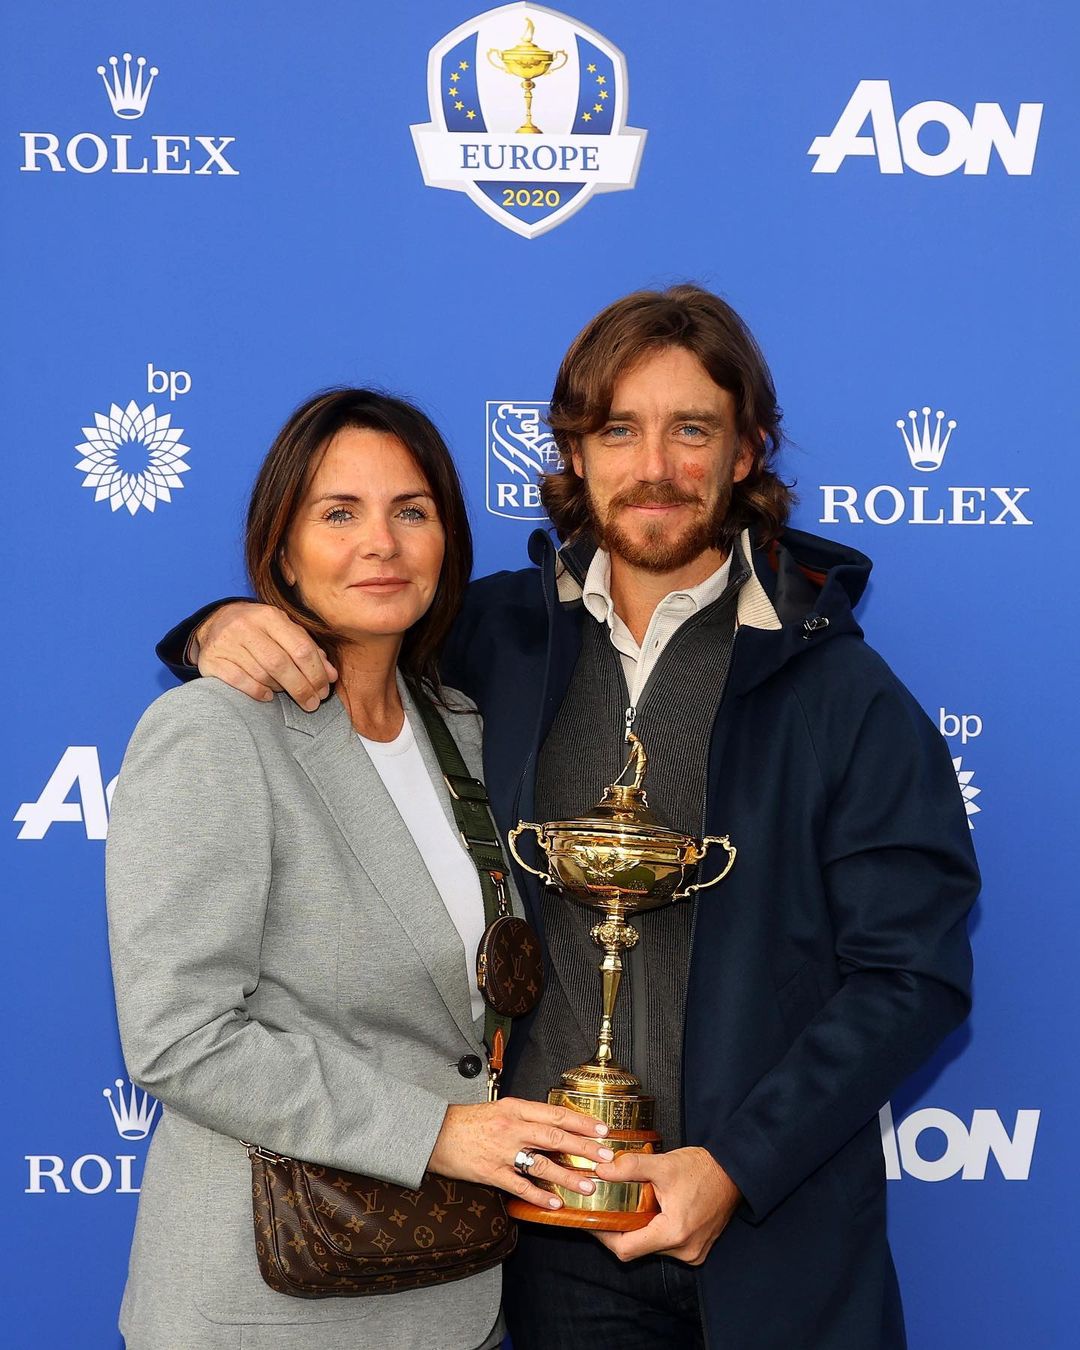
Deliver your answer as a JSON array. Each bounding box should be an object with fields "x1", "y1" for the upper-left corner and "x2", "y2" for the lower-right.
[{"x1": 105, "y1": 676, "x2": 512, "y2": 1349}]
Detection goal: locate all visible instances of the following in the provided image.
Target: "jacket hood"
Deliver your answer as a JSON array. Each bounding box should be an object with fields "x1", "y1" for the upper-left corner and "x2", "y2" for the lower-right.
[{"x1": 759, "y1": 527, "x2": 872, "y2": 619}]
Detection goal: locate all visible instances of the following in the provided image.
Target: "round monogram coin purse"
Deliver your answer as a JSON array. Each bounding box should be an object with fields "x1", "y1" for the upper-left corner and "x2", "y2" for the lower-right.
[{"x1": 476, "y1": 914, "x2": 544, "y2": 1017}]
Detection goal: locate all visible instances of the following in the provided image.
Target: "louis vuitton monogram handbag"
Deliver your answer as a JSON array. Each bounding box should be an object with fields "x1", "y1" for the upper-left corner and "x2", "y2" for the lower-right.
[{"x1": 247, "y1": 1145, "x2": 515, "y2": 1297}]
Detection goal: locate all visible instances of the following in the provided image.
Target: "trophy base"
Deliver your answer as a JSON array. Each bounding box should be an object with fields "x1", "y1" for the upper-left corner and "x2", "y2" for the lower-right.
[
  {"x1": 515, "y1": 122, "x2": 542, "y2": 134},
  {"x1": 507, "y1": 1190, "x2": 656, "y2": 1231},
  {"x1": 509, "y1": 1080, "x2": 661, "y2": 1232},
  {"x1": 506, "y1": 1126, "x2": 660, "y2": 1230}
]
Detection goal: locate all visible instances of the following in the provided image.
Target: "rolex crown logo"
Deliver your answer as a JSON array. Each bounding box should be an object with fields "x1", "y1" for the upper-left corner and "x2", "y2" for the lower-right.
[
  {"x1": 896, "y1": 406, "x2": 957, "y2": 473},
  {"x1": 97, "y1": 53, "x2": 159, "y2": 119},
  {"x1": 103, "y1": 1078, "x2": 159, "y2": 1139}
]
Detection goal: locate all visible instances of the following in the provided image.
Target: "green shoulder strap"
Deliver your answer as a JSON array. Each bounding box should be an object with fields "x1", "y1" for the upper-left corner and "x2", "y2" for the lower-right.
[{"x1": 407, "y1": 680, "x2": 513, "y2": 1096}]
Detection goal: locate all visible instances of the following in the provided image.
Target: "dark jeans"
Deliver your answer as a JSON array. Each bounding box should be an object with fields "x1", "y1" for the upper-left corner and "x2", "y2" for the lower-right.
[{"x1": 503, "y1": 1224, "x2": 706, "y2": 1350}]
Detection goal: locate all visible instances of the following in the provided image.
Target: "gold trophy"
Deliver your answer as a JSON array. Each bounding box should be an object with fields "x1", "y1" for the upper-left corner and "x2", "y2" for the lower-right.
[
  {"x1": 506, "y1": 731, "x2": 736, "y2": 1230},
  {"x1": 487, "y1": 17, "x2": 568, "y2": 134}
]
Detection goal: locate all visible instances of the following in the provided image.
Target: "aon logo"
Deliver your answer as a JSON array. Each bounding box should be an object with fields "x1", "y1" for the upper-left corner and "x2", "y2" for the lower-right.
[
  {"x1": 14, "y1": 747, "x2": 117, "y2": 840},
  {"x1": 809, "y1": 80, "x2": 1042, "y2": 175},
  {"x1": 880, "y1": 1104, "x2": 1039, "y2": 1181}
]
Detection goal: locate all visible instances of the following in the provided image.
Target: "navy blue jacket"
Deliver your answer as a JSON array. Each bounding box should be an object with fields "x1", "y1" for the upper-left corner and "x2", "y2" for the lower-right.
[
  {"x1": 159, "y1": 527, "x2": 977, "y2": 1348},
  {"x1": 438, "y1": 527, "x2": 978, "y2": 1350}
]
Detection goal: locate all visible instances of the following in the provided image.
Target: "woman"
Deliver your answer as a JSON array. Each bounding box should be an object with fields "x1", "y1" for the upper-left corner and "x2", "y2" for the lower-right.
[{"x1": 105, "y1": 389, "x2": 613, "y2": 1350}]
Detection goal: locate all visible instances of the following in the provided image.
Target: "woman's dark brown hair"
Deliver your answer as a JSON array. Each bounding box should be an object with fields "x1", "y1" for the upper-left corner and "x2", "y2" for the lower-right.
[
  {"x1": 245, "y1": 388, "x2": 472, "y2": 692},
  {"x1": 541, "y1": 284, "x2": 793, "y2": 551}
]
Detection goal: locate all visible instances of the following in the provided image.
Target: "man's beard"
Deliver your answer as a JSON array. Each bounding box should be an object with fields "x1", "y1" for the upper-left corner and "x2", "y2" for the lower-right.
[{"x1": 586, "y1": 479, "x2": 733, "y2": 573}]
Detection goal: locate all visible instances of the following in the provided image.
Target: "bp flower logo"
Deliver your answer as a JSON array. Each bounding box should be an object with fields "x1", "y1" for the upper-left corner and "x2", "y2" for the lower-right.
[
  {"x1": 75, "y1": 401, "x2": 191, "y2": 515},
  {"x1": 952, "y1": 755, "x2": 981, "y2": 828}
]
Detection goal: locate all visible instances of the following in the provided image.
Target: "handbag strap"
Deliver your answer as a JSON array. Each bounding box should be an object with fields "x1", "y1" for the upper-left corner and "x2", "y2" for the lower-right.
[{"x1": 407, "y1": 680, "x2": 514, "y2": 1098}]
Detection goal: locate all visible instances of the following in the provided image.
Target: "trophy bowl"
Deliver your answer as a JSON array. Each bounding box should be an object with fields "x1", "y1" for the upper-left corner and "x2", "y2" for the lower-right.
[
  {"x1": 505, "y1": 734, "x2": 736, "y2": 1230},
  {"x1": 536, "y1": 800, "x2": 713, "y2": 909},
  {"x1": 487, "y1": 18, "x2": 569, "y2": 134},
  {"x1": 497, "y1": 47, "x2": 558, "y2": 80}
]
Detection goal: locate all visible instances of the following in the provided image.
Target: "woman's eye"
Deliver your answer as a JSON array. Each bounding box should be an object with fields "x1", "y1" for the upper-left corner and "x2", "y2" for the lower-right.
[
  {"x1": 324, "y1": 506, "x2": 353, "y2": 524},
  {"x1": 398, "y1": 505, "x2": 430, "y2": 523}
]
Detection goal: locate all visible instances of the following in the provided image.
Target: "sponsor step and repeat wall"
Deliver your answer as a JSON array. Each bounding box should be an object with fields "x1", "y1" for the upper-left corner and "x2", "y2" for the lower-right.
[{"x1": 3, "y1": 2, "x2": 1075, "y2": 1345}]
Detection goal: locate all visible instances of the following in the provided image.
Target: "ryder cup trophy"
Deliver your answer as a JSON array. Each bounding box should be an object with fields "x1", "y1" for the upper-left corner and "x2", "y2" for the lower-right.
[
  {"x1": 487, "y1": 18, "x2": 568, "y2": 134},
  {"x1": 506, "y1": 731, "x2": 736, "y2": 1230}
]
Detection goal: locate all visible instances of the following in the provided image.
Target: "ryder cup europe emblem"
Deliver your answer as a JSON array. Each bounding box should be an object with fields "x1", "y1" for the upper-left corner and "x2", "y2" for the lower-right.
[{"x1": 411, "y1": 4, "x2": 646, "y2": 238}]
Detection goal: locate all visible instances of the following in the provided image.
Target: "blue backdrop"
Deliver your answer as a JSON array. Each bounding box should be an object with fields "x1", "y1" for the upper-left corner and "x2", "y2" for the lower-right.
[{"x1": 4, "y1": 2, "x2": 1076, "y2": 1345}]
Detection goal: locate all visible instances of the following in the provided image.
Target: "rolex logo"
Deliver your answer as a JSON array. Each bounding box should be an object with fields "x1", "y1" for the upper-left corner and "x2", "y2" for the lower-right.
[
  {"x1": 97, "y1": 54, "x2": 159, "y2": 119},
  {"x1": 102, "y1": 1078, "x2": 159, "y2": 1140},
  {"x1": 818, "y1": 404, "x2": 1032, "y2": 527},
  {"x1": 896, "y1": 407, "x2": 957, "y2": 472},
  {"x1": 21, "y1": 1075, "x2": 156, "y2": 1195},
  {"x1": 19, "y1": 56, "x2": 238, "y2": 175}
]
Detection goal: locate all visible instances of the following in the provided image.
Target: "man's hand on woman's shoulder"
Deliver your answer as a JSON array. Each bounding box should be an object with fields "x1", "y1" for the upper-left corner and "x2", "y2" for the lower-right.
[{"x1": 193, "y1": 601, "x2": 337, "y2": 711}]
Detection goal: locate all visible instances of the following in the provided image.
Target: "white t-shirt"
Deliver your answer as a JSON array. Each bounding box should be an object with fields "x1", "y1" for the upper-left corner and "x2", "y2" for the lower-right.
[{"x1": 359, "y1": 714, "x2": 486, "y2": 1022}]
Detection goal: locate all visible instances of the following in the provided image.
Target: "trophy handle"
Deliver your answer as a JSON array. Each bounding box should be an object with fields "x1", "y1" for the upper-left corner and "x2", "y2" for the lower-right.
[
  {"x1": 507, "y1": 823, "x2": 554, "y2": 886},
  {"x1": 487, "y1": 48, "x2": 509, "y2": 72},
  {"x1": 549, "y1": 50, "x2": 569, "y2": 72},
  {"x1": 672, "y1": 835, "x2": 737, "y2": 900}
]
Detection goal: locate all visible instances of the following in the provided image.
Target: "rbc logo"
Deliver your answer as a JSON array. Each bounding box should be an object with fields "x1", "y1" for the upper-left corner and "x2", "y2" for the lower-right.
[
  {"x1": 486, "y1": 400, "x2": 562, "y2": 519},
  {"x1": 809, "y1": 80, "x2": 1043, "y2": 176}
]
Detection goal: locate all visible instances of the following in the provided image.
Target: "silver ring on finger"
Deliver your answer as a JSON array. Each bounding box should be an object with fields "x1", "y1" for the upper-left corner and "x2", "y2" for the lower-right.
[{"x1": 513, "y1": 1149, "x2": 539, "y2": 1178}]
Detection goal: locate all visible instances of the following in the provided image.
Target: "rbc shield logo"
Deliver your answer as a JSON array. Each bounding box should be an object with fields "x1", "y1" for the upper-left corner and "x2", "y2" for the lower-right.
[
  {"x1": 486, "y1": 400, "x2": 561, "y2": 519},
  {"x1": 412, "y1": 4, "x2": 646, "y2": 238}
]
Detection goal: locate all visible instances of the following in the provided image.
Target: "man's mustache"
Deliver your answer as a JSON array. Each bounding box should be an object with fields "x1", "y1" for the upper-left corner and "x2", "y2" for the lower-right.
[{"x1": 608, "y1": 483, "x2": 702, "y2": 511}]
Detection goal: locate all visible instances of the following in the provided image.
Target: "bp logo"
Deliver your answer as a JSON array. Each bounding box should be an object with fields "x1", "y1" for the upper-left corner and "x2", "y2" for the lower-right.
[
  {"x1": 952, "y1": 756, "x2": 981, "y2": 829},
  {"x1": 411, "y1": 4, "x2": 646, "y2": 238},
  {"x1": 75, "y1": 391, "x2": 191, "y2": 515}
]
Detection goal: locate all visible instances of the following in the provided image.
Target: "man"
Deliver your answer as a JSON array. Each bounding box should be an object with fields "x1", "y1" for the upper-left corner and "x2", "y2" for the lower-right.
[{"x1": 159, "y1": 285, "x2": 978, "y2": 1348}]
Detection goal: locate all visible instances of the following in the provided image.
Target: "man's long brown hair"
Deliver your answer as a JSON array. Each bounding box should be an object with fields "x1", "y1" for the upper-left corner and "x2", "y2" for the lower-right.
[
  {"x1": 541, "y1": 284, "x2": 793, "y2": 551},
  {"x1": 245, "y1": 388, "x2": 472, "y2": 693}
]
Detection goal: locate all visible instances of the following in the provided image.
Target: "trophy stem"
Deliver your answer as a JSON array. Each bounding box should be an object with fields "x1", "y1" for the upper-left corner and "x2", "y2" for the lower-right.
[
  {"x1": 517, "y1": 78, "x2": 541, "y2": 134},
  {"x1": 595, "y1": 923, "x2": 625, "y2": 1068},
  {"x1": 556, "y1": 904, "x2": 642, "y2": 1093}
]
